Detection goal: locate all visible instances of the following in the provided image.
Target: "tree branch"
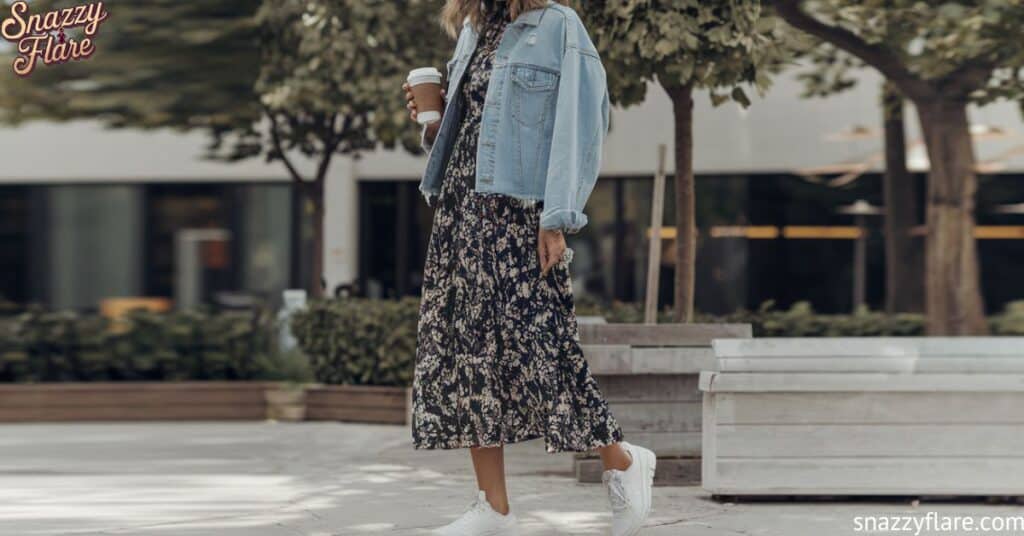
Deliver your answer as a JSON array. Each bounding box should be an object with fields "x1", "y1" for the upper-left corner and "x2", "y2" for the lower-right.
[
  {"x1": 937, "y1": 49, "x2": 1006, "y2": 97},
  {"x1": 939, "y1": 64, "x2": 992, "y2": 99},
  {"x1": 309, "y1": 113, "x2": 346, "y2": 186},
  {"x1": 262, "y1": 104, "x2": 312, "y2": 197},
  {"x1": 772, "y1": 0, "x2": 934, "y2": 100},
  {"x1": 313, "y1": 149, "x2": 335, "y2": 188}
]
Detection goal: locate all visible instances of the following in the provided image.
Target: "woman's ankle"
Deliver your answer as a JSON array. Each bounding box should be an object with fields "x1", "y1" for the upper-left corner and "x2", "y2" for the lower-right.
[
  {"x1": 598, "y1": 442, "x2": 633, "y2": 472},
  {"x1": 483, "y1": 491, "x2": 510, "y2": 515}
]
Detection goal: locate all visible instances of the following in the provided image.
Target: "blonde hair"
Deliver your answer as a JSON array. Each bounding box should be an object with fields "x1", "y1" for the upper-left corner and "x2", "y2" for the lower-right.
[{"x1": 441, "y1": 0, "x2": 561, "y2": 37}]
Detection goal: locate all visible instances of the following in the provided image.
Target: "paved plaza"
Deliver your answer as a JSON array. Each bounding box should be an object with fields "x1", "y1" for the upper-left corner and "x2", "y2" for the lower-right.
[{"x1": 1, "y1": 422, "x2": 1020, "y2": 535}]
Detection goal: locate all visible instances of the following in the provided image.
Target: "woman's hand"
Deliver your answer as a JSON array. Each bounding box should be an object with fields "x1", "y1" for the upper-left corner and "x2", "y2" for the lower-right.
[
  {"x1": 403, "y1": 82, "x2": 445, "y2": 141},
  {"x1": 538, "y1": 228, "x2": 566, "y2": 277}
]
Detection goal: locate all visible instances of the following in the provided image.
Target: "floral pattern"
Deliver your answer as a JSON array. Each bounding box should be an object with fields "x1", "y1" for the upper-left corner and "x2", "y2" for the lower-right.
[{"x1": 412, "y1": 4, "x2": 622, "y2": 453}]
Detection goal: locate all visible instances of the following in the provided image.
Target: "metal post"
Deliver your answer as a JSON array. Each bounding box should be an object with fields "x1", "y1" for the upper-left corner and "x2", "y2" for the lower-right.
[
  {"x1": 644, "y1": 144, "x2": 668, "y2": 324},
  {"x1": 853, "y1": 214, "x2": 867, "y2": 310}
]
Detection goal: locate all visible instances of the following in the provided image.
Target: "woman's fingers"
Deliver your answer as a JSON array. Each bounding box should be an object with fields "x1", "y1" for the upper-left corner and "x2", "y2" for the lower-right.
[
  {"x1": 543, "y1": 245, "x2": 561, "y2": 275},
  {"x1": 406, "y1": 93, "x2": 418, "y2": 121},
  {"x1": 541, "y1": 257, "x2": 556, "y2": 276},
  {"x1": 539, "y1": 232, "x2": 564, "y2": 277},
  {"x1": 403, "y1": 83, "x2": 419, "y2": 122}
]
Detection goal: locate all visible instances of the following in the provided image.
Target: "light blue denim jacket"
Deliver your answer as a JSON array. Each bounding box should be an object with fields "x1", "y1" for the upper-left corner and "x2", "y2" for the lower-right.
[{"x1": 419, "y1": 2, "x2": 609, "y2": 233}]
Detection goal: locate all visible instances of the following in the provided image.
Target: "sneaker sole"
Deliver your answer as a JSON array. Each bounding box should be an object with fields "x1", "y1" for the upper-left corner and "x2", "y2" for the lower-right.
[
  {"x1": 434, "y1": 524, "x2": 519, "y2": 536},
  {"x1": 612, "y1": 444, "x2": 658, "y2": 536},
  {"x1": 632, "y1": 446, "x2": 656, "y2": 536}
]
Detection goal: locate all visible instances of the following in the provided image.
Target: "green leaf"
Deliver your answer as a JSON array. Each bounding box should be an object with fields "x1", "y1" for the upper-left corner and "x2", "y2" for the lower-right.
[
  {"x1": 709, "y1": 92, "x2": 730, "y2": 106},
  {"x1": 731, "y1": 86, "x2": 752, "y2": 107}
]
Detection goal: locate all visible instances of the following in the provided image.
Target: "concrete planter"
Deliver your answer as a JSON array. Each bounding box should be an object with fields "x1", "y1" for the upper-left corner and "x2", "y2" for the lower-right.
[
  {"x1": 0, "y1": 382, "x2": 276, "y2": 422},
  {"x1": 304, "y1": 385, "x2": 411, "y2": 425},
  {"x1": 701, "y1": 337, "x2": 1024, "y2": 496},
  {"x1": 574, "y1": 323, "x2": 753, "y2": 485}
]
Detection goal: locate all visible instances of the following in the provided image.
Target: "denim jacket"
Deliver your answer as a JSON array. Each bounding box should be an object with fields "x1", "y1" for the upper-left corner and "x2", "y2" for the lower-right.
[{"x1": 419, "y1": 2, "x2": 609, "y2": 233}]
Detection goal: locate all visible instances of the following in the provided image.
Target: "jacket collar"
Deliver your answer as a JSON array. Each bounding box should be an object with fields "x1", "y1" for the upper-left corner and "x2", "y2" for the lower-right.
[
  {"x1": 516, "y1": 2, "x2": 553, "y2": 26},
  {"x1": 463, "y1": 2, "x2": 550, "y2": 30}
]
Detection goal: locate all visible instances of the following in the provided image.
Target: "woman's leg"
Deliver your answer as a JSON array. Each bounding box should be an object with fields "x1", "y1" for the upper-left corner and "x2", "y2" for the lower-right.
[
  {"x1": 596, "y1": 443, "x2": 632, "y2": 471},
  {"x1": 470, "y1": 446, "x2": 510, "y2": 515}
]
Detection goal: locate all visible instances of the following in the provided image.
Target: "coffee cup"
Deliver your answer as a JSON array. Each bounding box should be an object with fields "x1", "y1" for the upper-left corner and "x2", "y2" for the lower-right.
[{"x1": 407, "y1": 67, "x2": 444, "y2": 125}]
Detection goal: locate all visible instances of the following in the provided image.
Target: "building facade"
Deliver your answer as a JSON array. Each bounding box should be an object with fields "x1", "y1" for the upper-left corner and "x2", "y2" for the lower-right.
[{"x1": 4, "y1": 71, "x2": 1024, "y2": 313}]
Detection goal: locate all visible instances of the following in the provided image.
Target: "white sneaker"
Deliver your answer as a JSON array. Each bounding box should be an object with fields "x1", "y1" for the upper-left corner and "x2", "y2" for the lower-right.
[
  {"x1": 603, "y1": 442, "x2": 656, "y2": 536},
  {"x1": 432, "y1": 490, "x2": 520, "y2": 536}
]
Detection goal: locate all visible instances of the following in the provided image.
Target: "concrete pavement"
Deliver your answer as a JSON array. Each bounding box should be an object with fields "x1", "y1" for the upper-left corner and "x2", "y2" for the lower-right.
[{"x1": 1, "y1": 422, "x2": 1020, "y2": 535}]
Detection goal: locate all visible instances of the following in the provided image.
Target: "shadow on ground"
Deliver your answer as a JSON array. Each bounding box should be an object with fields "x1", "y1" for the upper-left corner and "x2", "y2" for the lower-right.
[{"x1": 2, "y1": 423, "x2": 1020, "y2": 535}]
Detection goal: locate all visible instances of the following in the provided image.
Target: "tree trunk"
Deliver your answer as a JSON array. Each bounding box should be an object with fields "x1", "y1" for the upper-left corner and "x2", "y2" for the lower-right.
[
  {"x1": 914, "y1": 97, "x2": 988, "y2": 334},
  {"x1": 881, "y1": 83, "x2": 923, "y2": 313},
  {"x1": 664, "y1": 83, "x2": 696, "y2": 323},
  {"x1": 308, "y1": 182, "x2": 326, "y2": 299},
  {"x1": 288, "y1": 185, "x2": 306, "y2": 291}
]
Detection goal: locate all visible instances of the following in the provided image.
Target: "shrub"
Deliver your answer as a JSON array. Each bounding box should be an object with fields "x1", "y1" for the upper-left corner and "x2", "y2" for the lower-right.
[
  {"x1": 0, "y1": 307, "x2": 307, "y2": 383},
  {"x1": 291, "y1": 298, "x2": 419, "y2": 387},
  {"x1": 990, "y1": 301, "x2": 1024, "y2": 335},
  {"x1": 289, "y1": 298, "x2": 1024, "y2": 389}
]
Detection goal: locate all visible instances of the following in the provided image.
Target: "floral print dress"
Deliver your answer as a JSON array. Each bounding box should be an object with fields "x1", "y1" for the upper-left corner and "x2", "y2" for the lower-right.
[{"x1": 412, "y1": 4, "x2": 622, "y2": 453}]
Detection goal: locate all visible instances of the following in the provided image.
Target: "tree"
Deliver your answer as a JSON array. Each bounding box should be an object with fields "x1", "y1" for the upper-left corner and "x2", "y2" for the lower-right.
[
  {"x1": 772, "y1": 1, "x2": 1024, "y2": 334},
  {"x1": 0, "y1": 1, "x2": 262, "y2": 135},
  {"x1": 2, "y1": 0, "x2": 450, "y2": 298},
  {"x1": 878, "y1": 82, "x2": 925, "y2": 313},
  {"x1": 211, "y1": 0, "x2": 449, "y2": 297},
  {"x1": 799, "y1": 46, "x2": 924, "y2": 313},
  {"x1": 578, "y1": 1, "x2": 790, "y2": 322}
]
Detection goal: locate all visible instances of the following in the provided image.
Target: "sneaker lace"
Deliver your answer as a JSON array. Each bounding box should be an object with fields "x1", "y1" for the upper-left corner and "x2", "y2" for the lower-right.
[{"x1": 603, "y1": 471, "x2": 630, "y2": 512}]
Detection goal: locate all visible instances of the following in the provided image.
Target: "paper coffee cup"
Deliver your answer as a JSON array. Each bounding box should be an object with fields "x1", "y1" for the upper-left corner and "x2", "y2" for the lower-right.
[{"x1": 407, "y1": 67, "x2": 443, "y2": 125}]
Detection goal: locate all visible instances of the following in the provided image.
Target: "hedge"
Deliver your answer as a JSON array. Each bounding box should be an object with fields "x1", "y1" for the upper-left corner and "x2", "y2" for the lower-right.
[
  {"x1": 0, "y1": 308, "x2": 311, "y2": 383},
  {"x1": 290, "y1": 298, "x2": 419, "y2": 387},
  {"x1": 6, "y1": 298, "x2": 1023, "y2": 387},
  {"x1": 292, "y1": 298, "x2": 1024, "y2": 387},
  {"x1": 576, "y1": 299, "x2": 1024, "y2": 337}
]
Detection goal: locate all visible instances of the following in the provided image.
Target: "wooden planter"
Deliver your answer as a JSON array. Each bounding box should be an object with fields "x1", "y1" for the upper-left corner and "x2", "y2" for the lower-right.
[
  {"x1": 702, "y1": 337, "x2": 1024, "y2": 496},
  {"x1": 0, "y1": 382, "x2": 275, "y2": 422},
  {"x1": 304, "y1": 385, "x2": 411, "y2": 425},
  {"x1": 575, "y1": 323, "x2": 752, "y2": 485}
]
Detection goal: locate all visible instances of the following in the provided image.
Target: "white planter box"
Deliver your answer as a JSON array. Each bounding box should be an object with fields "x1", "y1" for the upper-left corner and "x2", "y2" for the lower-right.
[
  {"x1": 701, "y1": 337, "x2": 1024, "y2": 496},
  {"x1": 575, "y1": 323, "x2": 752, "y2": 484}
]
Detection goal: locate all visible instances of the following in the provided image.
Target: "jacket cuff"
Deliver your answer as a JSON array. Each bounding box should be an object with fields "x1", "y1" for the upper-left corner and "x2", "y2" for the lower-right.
[
  {"x1": 540, "y1": 208, "x2": 588, "y2": 234},
  {"x1": 420, "y1": 188, "x2": 438, "y2": 208},
  {"x1": 420, "y1": 124, "x2": 434, "y2": 153}
]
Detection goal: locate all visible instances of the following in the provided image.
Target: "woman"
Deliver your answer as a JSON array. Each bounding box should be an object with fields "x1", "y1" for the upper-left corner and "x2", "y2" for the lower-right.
[{"x1": 404, "y1": 1, "x2": 654, "y2": 534}]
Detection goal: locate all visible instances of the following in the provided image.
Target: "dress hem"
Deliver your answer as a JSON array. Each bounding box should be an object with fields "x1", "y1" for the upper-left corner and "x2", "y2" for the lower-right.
[{"x1": 413, "y1": 429, "x2": 624, "y2": 454}]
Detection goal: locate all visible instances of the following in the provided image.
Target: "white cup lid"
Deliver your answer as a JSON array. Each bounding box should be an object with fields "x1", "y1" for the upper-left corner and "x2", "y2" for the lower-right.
[{"x1": 409, "y1": 67, "x2": 442, "y2": 79}]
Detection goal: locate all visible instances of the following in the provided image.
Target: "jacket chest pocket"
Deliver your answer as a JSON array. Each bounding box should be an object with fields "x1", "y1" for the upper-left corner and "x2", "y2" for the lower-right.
[{"x1": 511, "y1": 65, "x2": 558, "y2": 127}]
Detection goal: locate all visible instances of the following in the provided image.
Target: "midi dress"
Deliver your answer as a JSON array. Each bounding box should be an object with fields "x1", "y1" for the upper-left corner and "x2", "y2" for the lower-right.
[{"x1": 412, "y1": 4, "x2": 623, "y2": 454}]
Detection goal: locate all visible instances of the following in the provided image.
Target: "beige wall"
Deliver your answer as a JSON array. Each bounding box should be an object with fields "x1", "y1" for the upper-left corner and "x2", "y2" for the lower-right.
[
  {"x1": 5, "y1": 67, "x2": 1024, "y2": 292},
  {"x1": 5, "y1": 68, "x2": 1023, "y2": 184}
]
